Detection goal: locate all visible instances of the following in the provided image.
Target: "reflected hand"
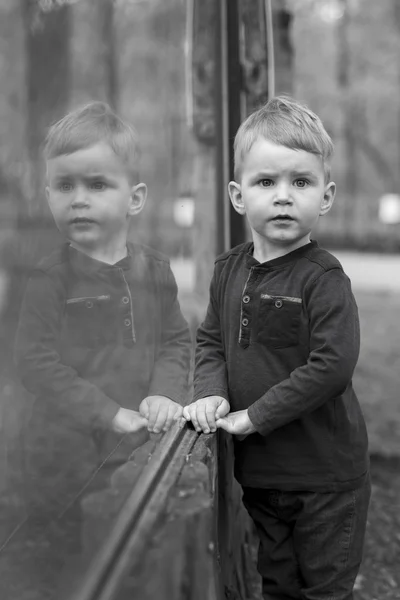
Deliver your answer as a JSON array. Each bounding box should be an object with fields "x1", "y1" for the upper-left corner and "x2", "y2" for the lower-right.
[
  {"x1": 139, "y1": 395, "x2": 183, "y2": 433},
  {"x1": 182, "y1": 396, "x2": 230, "y2": 434},
  {"x1": 216, "y1": 410, "x2": 256, "y2": 439},
  {"x1": 111, "y1": 407, "x2": 148, "y2": 434}
]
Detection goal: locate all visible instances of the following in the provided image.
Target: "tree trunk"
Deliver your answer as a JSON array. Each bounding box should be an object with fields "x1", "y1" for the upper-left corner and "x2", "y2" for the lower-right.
[
  {"x1": 337, "y1": 0, "x2": 357, "y2": 243},
  {"x1": 70, "y1": 0, "x2": 117, "y2": 109},
  {"x1": 393, "y1": 0, "x2": 400, "y2": 192},
  {"x1": 0, "y1": 0, "x2": 71, "y2": 505}
]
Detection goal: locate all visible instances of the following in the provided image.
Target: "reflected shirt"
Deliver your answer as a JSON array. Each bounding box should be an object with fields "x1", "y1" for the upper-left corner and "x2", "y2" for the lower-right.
[{"x1": 15, "y1": 242, "x2": 191, "y2": 432}]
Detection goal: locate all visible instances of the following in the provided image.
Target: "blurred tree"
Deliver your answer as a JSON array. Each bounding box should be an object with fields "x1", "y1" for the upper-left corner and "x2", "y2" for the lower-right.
[
  {"x1": 290, "y1": 0, "x2": 400, "y2": 250},
  {"x1": 70, "y1": 0, "x2": 117, "y2": 109},
  {"x1": 336, "y1": 0, "x2": 357, "y2": 242},
  {"x1": 272, "y1": 0, "x2": 293, "y2": 95},
  {"x1": 116, "y1": 0, "x2": 192, "y2": 255},
  {"x1": 0, "y1": 0, "x2": 71, "y2": 370},
  {"x1": 0, "y1": 0, "x2": 72, "y2": 496},
  {"x1": 0, "y1": 0, "x2": 26, "y2": 244},
  {"x1": 23, "y1": 0, "x2": 70, "y2": 217},
  {"x1": 3, "y1": 0, "x2": 120, "y2": 353},
  {"x1": 394, "y1": 0, "x2": 400, "y2": 192}
]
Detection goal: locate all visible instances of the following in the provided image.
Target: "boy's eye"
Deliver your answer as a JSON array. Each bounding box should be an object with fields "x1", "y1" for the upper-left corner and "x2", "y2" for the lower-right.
[
  {"x1": 58, "y1": 182, "x2": 73, "y2": 192},
  {"x1": 294, "y1": 179, "x2": 309, "y2": 188},
  {"x1": 259, "y1": 179, "x2": 274, "y2": 187},
  {"x1": 90, "y1": 181, "x2": 106, "y2": 191}
]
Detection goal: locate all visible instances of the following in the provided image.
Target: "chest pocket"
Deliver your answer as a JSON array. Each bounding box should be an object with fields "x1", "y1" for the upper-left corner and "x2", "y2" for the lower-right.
[
  {"x1": 64, "y1": 295, "x2": 116, "y2": 348},
  {"x1": 256, "y1": 294, "x2": 302, "y2": 349}
]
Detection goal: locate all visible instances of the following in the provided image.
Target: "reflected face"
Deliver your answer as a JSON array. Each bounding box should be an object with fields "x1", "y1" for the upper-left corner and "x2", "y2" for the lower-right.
[
  {"x1": 46, "y1": 142, "x2": 145, "y2": 251},
  {"x1": 229, "y1": 138, "x2": 335, "y2": 255}
]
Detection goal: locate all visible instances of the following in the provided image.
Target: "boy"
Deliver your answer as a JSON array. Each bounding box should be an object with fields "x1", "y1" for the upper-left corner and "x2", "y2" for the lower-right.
[
  {"x1": 183, "y1": 97, "x2": 370, "y2": 599},
  {"x1": 15, "y1": 101, "x2": 191, "y2": 523}
]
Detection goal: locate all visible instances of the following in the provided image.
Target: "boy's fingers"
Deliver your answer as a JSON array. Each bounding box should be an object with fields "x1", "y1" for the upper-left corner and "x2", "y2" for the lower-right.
[
  {"x1": 189, "y1": 407, "x2": 201, "y2": 432},
  {"x1": 138, "y1": 401, "x2": 149, "y2": 419},
  {"x1": 177, "y1": 416, "x2": 186, "y2": 429},
  {"x1": 183, "y1": 403, "x2": 198, "y2": 420},
  {"x1": 182, "y1": 402, "x2": 210, "y2": 433},
  {"x1": 147, "y1": 403, "x2": 161, "y2": 431},
  {"x1": 215, "y1": 417, "x2": 231, "y2": 433},
  {"x1": 173, "y1": 405, "x2": 183, "y2": 419},
  {"x1": 171, "y1": 407, "x2": 184, "y2": 429},
  {"x1": 130, "y1": 415, "x2": 148, "y2": 432},
  {"x1": 152, "y1": 406, "x2": 168, "y2": 433},
  {"x1": 182, "y1": 405, "x2": 191, "y2": 420},
  {"x1": 140, "y1": 409, "x2": 149, "y2": 419},
  {"x1": 215, "y1": 399, "x2": 230, "y2": 419},
  {"x1": 205, "y1": 405, "x2": 217, "y2": 432},
  {"x1": 162, "y1": 406, "x2": 177, "y2": 432},
  {"x1": 196, "y1": 405, "x2": 211, "y2": 432}
]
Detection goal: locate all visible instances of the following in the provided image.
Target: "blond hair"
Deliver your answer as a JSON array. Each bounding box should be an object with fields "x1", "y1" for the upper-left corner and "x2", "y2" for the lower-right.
[
  {"x1": 44, "y1": 101, "x2": 140, "y2": 181},
  {"x1": 234, "y1": 96, "x2": 334, "y2": 182}
]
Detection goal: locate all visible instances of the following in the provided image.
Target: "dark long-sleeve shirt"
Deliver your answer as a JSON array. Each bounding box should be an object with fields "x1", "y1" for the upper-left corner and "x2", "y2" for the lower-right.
[
  {"x1": 15, "y1": 243, "x2": 191, "y2": 493},
  {"x1": 194, "y1": 241, "x2": 369, "y2": 492}
]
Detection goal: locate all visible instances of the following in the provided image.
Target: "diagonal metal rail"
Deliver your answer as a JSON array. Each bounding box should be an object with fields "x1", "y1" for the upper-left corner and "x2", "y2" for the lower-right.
[{"x1": 71, "y1": 421, "x2": 199, "y2": 600}]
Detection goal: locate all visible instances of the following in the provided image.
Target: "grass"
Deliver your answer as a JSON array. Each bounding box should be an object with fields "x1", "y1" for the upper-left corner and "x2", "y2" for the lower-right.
[
  {"x1": 353, "y1": 290, "x2": 400, "y2": 457},
  {"x1": 352, "y1": 290, "x2": 400, "y2": 600}
]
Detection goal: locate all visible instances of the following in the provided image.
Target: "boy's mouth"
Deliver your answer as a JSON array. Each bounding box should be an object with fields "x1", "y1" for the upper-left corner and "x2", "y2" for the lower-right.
[
  {"x1": 271, "y1": 215, "x2": 294, "y2": 221},
  {"x1": 70, "y1": 217, "x2": 96, "y2": 224}
]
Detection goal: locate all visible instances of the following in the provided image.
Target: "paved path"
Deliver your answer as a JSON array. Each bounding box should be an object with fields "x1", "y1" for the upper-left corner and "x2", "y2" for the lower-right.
[{"x1": 331, "y1": 251, "x2": 400, "y2": 292}]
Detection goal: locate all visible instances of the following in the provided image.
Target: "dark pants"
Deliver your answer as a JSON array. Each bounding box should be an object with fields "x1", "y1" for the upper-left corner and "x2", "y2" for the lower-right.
[{"x1": 242, "y1": 476, "x2": 371, "y2": 600}]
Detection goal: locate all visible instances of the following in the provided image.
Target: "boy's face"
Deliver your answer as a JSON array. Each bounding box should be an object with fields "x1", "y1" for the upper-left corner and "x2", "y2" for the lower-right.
[
  {"x1": 229, "y1": 138, "x2": 335, "y2": 257},
  {"x1": 46, "y1": 141, "x2": 146, "y2": 252}
]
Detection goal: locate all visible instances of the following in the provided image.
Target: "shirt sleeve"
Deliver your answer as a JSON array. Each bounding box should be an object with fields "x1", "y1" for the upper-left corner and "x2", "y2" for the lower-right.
[
  {"x1": 247, "y1": 268, "x2": 360, "y2": 435},
  {"x1": 14, "y1": 268, "x2": 120, "y2": 429},
  {"x1": 193, "y1": 267, "x2": 229, "y2": 401},
  {"x1": 147, "y1": 262, "x2": 192, "y2": 405}
]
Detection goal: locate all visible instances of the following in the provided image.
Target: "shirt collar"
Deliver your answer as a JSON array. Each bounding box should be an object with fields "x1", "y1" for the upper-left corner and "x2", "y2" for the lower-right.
[
  {"x1": 67, "y1": 244, "x2": 133, "y2": 274},
  {"x1": 245, "y1": 240, "x2": 318, "y2": 269}
]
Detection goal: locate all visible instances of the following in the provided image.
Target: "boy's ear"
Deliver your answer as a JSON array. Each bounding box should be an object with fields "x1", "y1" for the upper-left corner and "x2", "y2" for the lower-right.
[
  {"x1": 228, "y1": 181, "x2": 246, "y2": 215},
  {"x1": 320, "y1": 181, "x2": 336, "y2": 216},
  {"x1": 128, "y1": 183, "x2": 147, "y2": 216}
]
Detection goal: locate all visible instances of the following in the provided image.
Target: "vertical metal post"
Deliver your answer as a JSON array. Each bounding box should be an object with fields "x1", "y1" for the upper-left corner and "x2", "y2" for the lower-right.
[
  {"x1": 214, "y1": 0, "x2": 246, "y2": 254},
  {"x1": 214, "y1": 0, "x2": 231, "y2": 254},
  {"x1": 226, "y1": 0, "x2": 247, "y2": 249}
]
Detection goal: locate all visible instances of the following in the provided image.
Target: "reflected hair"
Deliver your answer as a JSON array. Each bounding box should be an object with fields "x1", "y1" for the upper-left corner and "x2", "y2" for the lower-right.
[
  {"x1": 234, "y1": 96, "x2": 334, "y2": 182},
  {"x1": 44, "y1": 101, "x2": 140, "y2": 181}
]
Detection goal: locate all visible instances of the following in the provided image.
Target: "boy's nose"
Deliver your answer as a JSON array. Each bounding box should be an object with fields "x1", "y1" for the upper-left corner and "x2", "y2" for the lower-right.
[
  {"x1": 71, "y1": 187, "x2": 90, "y2": 208},
  {"x1": 274, "y1": 183, "x2": 291, "y2": 203}
]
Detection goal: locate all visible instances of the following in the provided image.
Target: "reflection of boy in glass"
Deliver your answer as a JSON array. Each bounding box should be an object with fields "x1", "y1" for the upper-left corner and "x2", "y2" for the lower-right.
[
  {"x1": 184, "y1": 97, "x2": 370, "y2": 599},
  {"x1": 15, "y1": 102, "x2": 191, "y2": 521}
]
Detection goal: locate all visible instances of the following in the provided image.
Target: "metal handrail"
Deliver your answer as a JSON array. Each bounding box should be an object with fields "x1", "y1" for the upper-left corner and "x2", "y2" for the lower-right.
[{"x1": 71, "y1": 421, "x2": 199, "y2": 600}]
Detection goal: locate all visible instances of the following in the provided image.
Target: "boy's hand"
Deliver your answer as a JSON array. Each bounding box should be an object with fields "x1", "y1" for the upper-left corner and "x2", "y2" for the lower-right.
[
  {"x1": 111, "y1": 407, "x2": 148, "y2": 434},
  {"x1": 182, "y1": 396, "x2": 230, "y2": 434},
  {"x1": 139, "y1": 395, "x2": 183, "y2": 433},
  {"x1": 216, "y1": 409, "x2": 256, "y2": 439}
]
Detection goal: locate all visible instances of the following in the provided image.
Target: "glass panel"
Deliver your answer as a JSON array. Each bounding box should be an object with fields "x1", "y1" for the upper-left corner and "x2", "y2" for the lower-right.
[{"x1": 0, "y1": 0, "x2": 215, "y2": 598}]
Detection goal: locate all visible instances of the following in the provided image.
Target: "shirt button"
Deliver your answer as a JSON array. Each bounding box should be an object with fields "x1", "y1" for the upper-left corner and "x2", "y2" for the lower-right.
[
  {"x1": 86, "y1": 300, "x2": 94, "y2": 308},
  {"x1": 242, "y1": 318, "x2": 249, "y2": 327},
  {"x1": 124, "y1": 318, "x2": 131, "y2": 327},
  {"x1": 122, "y1": 296, "x2": 130, "y2": 304},
  {"x1": 243, "y1": 295, "x2": 250, "y2": 303},
  {"x1": 275, "y1": 299, "x2": 283, "y2": 308}
]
